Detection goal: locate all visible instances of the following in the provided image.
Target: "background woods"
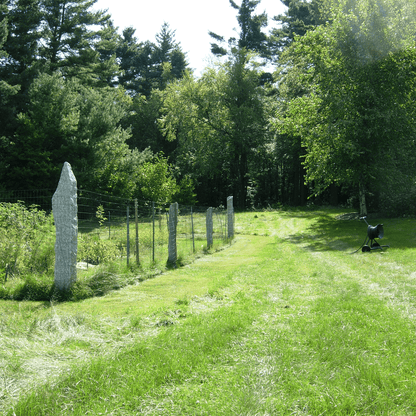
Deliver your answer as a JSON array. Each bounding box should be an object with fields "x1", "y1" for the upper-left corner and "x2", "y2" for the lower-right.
[{"x1": 1, "y1": 0, "x2": 416, "y2": 214}]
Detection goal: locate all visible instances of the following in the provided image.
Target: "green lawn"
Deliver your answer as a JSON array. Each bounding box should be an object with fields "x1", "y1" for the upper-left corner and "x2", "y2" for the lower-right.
[{"x1": 2, "y1": 208, "x2": 416, "y2": 415}]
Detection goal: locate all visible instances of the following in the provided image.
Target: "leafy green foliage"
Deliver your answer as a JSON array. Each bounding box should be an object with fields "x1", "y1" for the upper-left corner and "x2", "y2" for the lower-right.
[
  {"x1": 161, "y1": 49, "x2": 271, "y2": 208},
  {"x1": 123, "y1": 91, "x2": 175, "y2": 156},
  {"x1": 276, "y1": 0, "x2": 416, "y2": 213},
  {"x1": 0, "y1": 202, "x2": 55, "y2": 280},
  {"x1": 174, "y1": 175, "x2": 198, "y2": 205},
  {"x1": 77, "y1": 234, "x2": 120, "y2": 265},
  {"x1": 137, "y1": 154, "x2": 179, "y2": 204}
]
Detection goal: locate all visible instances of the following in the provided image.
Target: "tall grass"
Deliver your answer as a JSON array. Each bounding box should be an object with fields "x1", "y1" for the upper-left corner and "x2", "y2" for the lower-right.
[{"x1": 0, "y1": 203, "x2": 229, "y2": 301}]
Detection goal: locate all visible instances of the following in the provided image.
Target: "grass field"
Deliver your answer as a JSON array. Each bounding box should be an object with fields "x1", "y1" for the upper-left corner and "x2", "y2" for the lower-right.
[{"x1": 1, "y1": 207, "x2": 416, "y2": 415}]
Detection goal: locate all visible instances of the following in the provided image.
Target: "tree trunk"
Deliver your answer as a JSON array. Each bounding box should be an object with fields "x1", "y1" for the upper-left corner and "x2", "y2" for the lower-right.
[
  {"x1": 359, "y1": 182, "x2": 367, "y2": 217},
  {"x1": 330, "y1": 183, "x2": 338, "y2": 206}
]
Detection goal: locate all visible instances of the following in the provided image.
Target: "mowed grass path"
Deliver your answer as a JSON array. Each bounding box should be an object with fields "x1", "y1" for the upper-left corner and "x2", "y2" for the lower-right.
[{"x1": 2, "y1": 209, "x2": 416, "y2": 415}]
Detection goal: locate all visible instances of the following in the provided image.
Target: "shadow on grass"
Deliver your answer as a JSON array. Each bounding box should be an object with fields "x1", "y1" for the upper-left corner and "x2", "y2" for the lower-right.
[{"x1": 281, "y1": 209, "x2": 414, "y2": 253}]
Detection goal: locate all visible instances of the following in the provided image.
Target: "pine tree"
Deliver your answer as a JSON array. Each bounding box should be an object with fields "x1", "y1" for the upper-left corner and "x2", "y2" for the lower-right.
[
  {"x1": 0, "y1": 0, "x2": 42, "y2": 103},
  {"x1": 270, "y1": 0, "x2": 324, "y2": 59},
  {"x1": 1, "y1": 0, "x2": 120, "y2": 89},
  {"x1": 0, "y1": 0, "x2": 20, "y2": 179},
  {"x1": 209, "y1": 0, "x2": 268, "y2": 57},
  {"x1": 152, "y1": 22, "x2": 187, "y2": 90},
  {"x1": 0, "y1": 0, "x2": 20, "y2": 105},
  {"x1": 116, "y1": 22, "x2": 187, "y2": 96},
  {"x1": 39, "y1": 0, "x2": 120, "y2": 84},
  {"x1": 40, "y1": 0, "x2": 107, "y2": 64}
]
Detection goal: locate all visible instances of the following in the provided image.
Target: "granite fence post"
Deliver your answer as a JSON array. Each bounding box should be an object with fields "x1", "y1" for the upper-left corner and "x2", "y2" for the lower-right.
[
  {"x1": 227, "y1": 196, "x2": 234, "y2": 239},
  {"x1": 168, "y1": 202, "x2": 178, "y2": 266},
  {"x1": 206, "y1": 207, "x2": 213, "y2": 248},
  {"x1": 52, "y1": 162, "x2": 78, "y2": 291}
]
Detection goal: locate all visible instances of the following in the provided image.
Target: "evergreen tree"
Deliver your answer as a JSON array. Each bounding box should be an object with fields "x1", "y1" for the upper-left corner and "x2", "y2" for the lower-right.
[
  {"x1": 2, "y1": 72, "x2": 149, "y2": 196},
  {"x1": 209, "y1": 0, "x2": 268, "y2": 57},
  {"x1": 40, "y1": 0, "x2": 106, "y2": 64},
  {"x1": 116, "y1": 23, "x2": 187, "y2": 96},
  {"x1": 0, "y1": 0, "x2": 20, "y2": 109},
  {"x1": 116, "y1": 27, "x2": 155, "y2": 96},
  {"x1": 117, "y1": 23, "x2": 188, "y2": 163},
  {"x1": 0, "y1": 0, "x2": 20, "y2": 185},
  {"x1": 0, "y1": 0, "x2": 42, "y2": 77},
  {"x1": 0, "y1": 0, "x2": 42, "y2": 112},
  {"x1": 151, "y1": 22, "x2": 188, "y2": 91},
  {"x1": 0, "y1": 0, "x2": 120, "y2": 88},
  {"x1": 39, "y1": 0, "x2": 120, "y2": 85},
  {"x1": 117, "y1": 27, "x2": 142, "y2": 94},
  {"x1": 64, "y1": 20, "x2": 121, "y2": 87},
  {"x1": 270, "y1": 0, "x2": 324, "y2": 59}
]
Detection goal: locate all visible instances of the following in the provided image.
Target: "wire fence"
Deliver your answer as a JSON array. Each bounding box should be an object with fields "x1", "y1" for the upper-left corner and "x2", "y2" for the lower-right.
[{"x1": 0, "y1": 188, "x2": 233, "y2": 275}]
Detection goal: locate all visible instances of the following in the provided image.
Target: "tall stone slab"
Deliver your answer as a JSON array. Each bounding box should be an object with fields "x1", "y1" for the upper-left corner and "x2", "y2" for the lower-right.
[
  {"x1": 227, "y1": 196, "x2": 234, "y2": 239},
  {"x1": 206, "y1": 207, "x2": 213, "y2": 248},
  {"x1": 52, "y1": 162, "x2": 78, "y2": 290},
  {"x1": 168, "y1": 202, "x2": 178, "y2": 266}
]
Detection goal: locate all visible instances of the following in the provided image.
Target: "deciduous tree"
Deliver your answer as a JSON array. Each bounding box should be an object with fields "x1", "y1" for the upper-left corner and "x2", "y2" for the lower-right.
[
  {"x1": 161, "y1": 49, "x2": 270, "y2": 209},
  {"x1": 277, "y1": 0, "x2": 416, "y2": 214},
  {"x1": 137, "y1": 153, "x2": 179, "y2": 204}
]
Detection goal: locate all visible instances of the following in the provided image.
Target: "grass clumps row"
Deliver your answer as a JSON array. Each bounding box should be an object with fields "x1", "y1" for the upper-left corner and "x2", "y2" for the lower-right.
[{"x1": 0, "y1": 261, "x2": 161, "y2": 302}]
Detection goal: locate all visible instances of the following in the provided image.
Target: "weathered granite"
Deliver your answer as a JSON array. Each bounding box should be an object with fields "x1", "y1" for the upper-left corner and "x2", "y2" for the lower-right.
[
  {"x1": 168, "y1": 202, "x2": 178, "y2": 265},
  {"x1": 206, "y1": 207, "x2": 213, "y2": 248},
  {"x1": 52, "y1": 162, "x2": 78, "y2": 290},
  {"x1": 227, "y1": 196, "x2": 234, "y2": 239}
]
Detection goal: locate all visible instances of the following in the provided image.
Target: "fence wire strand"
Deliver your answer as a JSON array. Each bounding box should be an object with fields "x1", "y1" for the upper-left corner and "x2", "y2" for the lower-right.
[{"x1": 0, "y1": 189, "x2": 232, "y2": 275}]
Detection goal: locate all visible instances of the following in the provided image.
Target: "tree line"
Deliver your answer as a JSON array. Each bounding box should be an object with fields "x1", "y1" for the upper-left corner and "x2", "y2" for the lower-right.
[{"x1": 1, "y1": 0, "x2": 415, "y2": 214}]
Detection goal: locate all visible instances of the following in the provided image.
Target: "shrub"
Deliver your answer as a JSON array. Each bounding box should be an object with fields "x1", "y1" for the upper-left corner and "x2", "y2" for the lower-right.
[
  {"x1": 77, "y1": 233, "x2": 120, "y2": 265},
  {"x1": 0, "y1": 202, "x2": 55, "y2": 280}
]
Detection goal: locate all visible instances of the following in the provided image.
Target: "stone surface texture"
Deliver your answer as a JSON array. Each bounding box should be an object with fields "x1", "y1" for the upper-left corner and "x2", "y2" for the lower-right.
[
  {"x1": 168, "y1": 202, "x2": 178, "y2": 265},
  {"x1": 52, "y1": 162, "x2": 78, "y2": 290},
  {"x1": 227, "y1": 196, "x2": 234, "y2": 239},
  {"x1": 206, "y1": 207, "x2": 213, "y2": 248}
]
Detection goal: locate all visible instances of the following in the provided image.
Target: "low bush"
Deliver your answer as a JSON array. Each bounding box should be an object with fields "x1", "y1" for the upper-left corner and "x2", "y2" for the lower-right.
[
  {"x1": 77, "y1": 233, "x2": 120, "y2": 265},
  {"x1": 0, "y1": 202, "x2": 55, "y2": 280}
]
